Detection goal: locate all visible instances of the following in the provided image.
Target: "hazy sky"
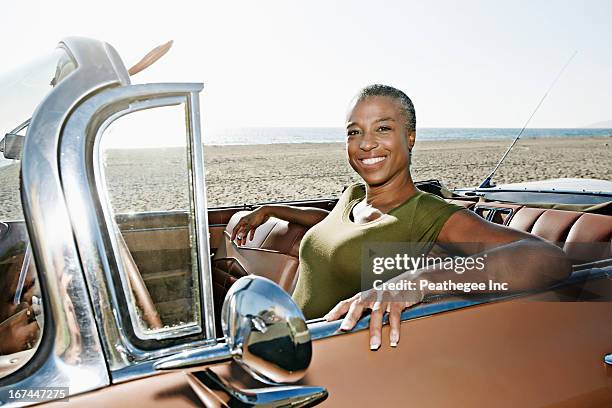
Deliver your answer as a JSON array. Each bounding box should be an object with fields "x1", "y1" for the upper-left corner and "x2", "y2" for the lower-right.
[{"x1": 2, "y1": 0, "x2": 611, "y2": 129}]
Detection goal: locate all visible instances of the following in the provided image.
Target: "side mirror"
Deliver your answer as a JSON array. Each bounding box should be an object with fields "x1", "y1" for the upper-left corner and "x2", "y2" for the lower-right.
[
  {"x1": 156, "y1": 276, "x2": 312, "y2": 383},
  {"x1": 1, "y1": 119, "x2": 30, "y2": 160},
  {"x1": 156, "y1": 276, "x2": 326, "y2": 407},
  {"x1": 0, "y1": 133, "x2": 25, "y2": 160},
  {"x1": 221, "y1": 275, "x2": 311, "y2": 384}
]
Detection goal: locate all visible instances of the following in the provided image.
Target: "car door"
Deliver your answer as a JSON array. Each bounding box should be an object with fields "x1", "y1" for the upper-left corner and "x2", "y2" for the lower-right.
[{"x1": 289, "y1": 268, "x2": 612, "y2": 407}]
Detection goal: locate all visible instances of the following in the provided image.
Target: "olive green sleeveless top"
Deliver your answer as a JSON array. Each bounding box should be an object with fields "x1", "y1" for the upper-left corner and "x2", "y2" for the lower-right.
[{"x1": 292, "y1": 182, "x2": 464, "y2": 319}]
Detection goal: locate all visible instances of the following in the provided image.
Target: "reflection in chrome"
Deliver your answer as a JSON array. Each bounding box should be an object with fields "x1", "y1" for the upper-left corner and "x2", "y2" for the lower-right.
[
  {"x1": 154, "y1": 342, "x2": 233, "y2": 369},
  {"x1": 156, "y1": 276, "x2": 312, "y2": 384},
  {"x1": 12, "y1": 244, "x2": 31, "y2": 305},
  {"x1": 222, "y1": 276, "x2": 311, "y2": 384},
  {"x1": 187, "y1": 369, "x2": 328, "y2": 408}
]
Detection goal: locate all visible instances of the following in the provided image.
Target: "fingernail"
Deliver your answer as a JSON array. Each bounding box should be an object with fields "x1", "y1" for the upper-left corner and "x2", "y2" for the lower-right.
[
  {"x1": 390, "y1": 331, "x2": 399, "y2": 347},
  {"x1": 370, "y1": 336, "x2": 380, "y2": 350}
]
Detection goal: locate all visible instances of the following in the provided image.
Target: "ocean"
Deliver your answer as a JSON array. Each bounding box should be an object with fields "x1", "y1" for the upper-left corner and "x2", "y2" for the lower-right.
[
  {"x1": 202, "y1": 127, "x2": 612, "y2": 145},
  {"x1": 2, "y1": 127, "x2": 611, "y2": 168}
]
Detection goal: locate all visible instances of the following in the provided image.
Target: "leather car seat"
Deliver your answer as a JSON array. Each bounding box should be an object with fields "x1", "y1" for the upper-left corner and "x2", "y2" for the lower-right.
[
  {"x1": 210, "y1": 211, "x2": 307, "y2": 329},
  {"x1": 508, "y1": 208, "x2": 611, "y2": 264}
]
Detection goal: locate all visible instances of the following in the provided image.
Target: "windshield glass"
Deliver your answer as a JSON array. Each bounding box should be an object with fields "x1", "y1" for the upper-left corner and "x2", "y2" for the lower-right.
[
  {"x1": 0, "y1": 47, "x2": 75, "y2": 380},
  {"x1": 0, "y1": 47, "x2": 75, "y2": 152},
  {"x1": 0, "y1": 47, "x2": 76, "y2": 220}
]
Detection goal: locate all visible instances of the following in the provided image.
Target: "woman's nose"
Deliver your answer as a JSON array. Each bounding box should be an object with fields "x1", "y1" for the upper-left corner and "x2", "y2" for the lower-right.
[{"x1": 359, "y1": 130, "x2": 378, "y2": 150}]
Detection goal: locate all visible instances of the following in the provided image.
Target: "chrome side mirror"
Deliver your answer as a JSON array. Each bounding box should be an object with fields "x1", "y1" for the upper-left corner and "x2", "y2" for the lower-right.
[
  {"x1": 156, "y1": 276, "x2": 312, "y2": 383},
  {"x1": 0, "y1": 133, "x2": 25, "y2": 160},
  {"x1": 155, "y1": 276, "x2": 326, "y2": 407},
  {"x1": 1, "y1": 119, "x2": 30, "y2": 160},
  {"x1": 221, "y1": 275, "x2": 311, "y2": 384}
]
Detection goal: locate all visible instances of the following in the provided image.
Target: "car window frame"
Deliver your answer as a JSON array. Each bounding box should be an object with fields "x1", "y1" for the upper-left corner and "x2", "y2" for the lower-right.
[
  {"x1": 59, "y1": 82, "x2": 218, "y2": 378},
  {"x1": 94, "y1": 96, "x2": 204, "y2": 342}
]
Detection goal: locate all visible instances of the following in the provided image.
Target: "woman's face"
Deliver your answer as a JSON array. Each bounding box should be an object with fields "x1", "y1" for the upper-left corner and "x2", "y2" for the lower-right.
[{"x1": 346, "y1": 95, "x2": 415, "y2": 186}]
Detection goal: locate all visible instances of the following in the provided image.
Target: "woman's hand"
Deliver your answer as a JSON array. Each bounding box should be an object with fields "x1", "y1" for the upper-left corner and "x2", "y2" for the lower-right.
[
  {"x1": 230, "y1": 206, "x2": 271, "y2": 246},
  {"x1": 324, "y1": 284, "x2": 425, "y2": 350}
]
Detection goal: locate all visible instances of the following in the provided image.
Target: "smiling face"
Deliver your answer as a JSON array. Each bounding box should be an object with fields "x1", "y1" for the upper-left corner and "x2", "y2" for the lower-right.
[{"x1": 346, "y1": 95, "x2": 416, "y2": 186}]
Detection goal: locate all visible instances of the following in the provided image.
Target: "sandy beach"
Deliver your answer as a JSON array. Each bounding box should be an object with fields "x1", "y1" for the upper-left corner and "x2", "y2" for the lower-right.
[{"x1": 0, "y1": 136, "x2": 610, "y2": 219}]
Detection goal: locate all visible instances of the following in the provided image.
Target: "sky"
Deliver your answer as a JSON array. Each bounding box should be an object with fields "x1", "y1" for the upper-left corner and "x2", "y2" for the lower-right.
[{"x1": 1, "y1": 0, "x2": 611, "y2": 130}]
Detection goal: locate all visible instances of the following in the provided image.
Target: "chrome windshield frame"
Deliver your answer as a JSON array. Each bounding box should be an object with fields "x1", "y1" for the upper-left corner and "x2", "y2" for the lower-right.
[{"x1": 0, "y1": 36, "x2": 128, "y2": 400}]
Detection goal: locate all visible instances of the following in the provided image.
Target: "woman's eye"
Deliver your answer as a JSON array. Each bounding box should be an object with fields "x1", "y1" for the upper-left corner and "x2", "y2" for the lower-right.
[
  {"x1": 347, "y1": 129, "x2": 360, "y2": 136},
  {"x1": 378, "y1": 126, "x2": 391, "y2": 132}
]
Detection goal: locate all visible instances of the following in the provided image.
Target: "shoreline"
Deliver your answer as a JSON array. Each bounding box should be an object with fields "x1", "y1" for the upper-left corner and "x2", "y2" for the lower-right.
[
  {"x1": 1, "y1": 136, "x2": 610, "y2": 219},
  {"x1": 200, "y1": 134, "x2": 612, "y2": 148}
]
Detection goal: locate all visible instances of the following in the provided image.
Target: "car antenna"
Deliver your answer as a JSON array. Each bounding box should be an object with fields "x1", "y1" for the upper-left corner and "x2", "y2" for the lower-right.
[{"x1": 478, "y1": 50, "x2": 577, "y2": 189}]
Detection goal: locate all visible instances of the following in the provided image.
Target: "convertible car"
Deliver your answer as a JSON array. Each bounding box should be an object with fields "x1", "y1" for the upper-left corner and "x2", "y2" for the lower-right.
[{"x1": 0, "y1": 37, "x2": 611, "y2": 407}]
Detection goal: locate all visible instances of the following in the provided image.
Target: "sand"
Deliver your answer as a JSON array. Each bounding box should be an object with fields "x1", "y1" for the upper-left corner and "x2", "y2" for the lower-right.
[{"x1": 0, "y1": 136, "x2": 610, "y2": 219}]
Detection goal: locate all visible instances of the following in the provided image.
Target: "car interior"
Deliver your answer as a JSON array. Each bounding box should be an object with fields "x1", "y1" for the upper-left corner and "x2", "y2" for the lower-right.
[
  {"x1": 107, "y1": 182, "x2": 612, "y2": 334},
  {"x1": 1, "y1": 182, "x2": 611, "y2": 354}
]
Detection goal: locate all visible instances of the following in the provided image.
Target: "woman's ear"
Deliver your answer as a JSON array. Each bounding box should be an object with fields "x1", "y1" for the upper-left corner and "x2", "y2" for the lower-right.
[{"x1": 408, "y1": 130, "x2": 416, "y2": 151}]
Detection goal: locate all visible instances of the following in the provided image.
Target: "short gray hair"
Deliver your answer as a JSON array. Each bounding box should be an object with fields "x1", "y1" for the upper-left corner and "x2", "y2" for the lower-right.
[{"x1": 354, "y1": 84, "x2": 416, "y2": 131}]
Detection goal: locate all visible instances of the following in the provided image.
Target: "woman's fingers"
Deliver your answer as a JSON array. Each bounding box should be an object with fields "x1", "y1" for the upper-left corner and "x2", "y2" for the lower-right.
[
  {"x1": 324, "y1": 299, "x2": 351, "y2": 322},
  {"x1": 231, "y1": 208, "x2": 272, "y2": 245},
  {"x1": 369, "y1": 301, "x2": 386, "y2": 350},
  {"x1": 232, "y1": 220, "x2": 250, "y2": 246},
  {"x1": 324, "y1": 289, "x2": 420, "y2": 350},
  {"x1": 388, "y1": 302, "x2": 403, "y2": 347},
  {"x1": 230, "y1": 221, "x2": 242, "y2": 241},
  {"x1": 339, "y1": 299, "x2": 365, "y2": 331},
  {"x1": 241, "y1": 222, "x2": 250, "y2": 245}
]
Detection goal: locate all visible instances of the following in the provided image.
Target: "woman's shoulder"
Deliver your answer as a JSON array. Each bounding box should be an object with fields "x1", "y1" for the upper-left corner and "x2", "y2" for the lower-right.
[{"x1": 414, "y1": 190, "x2": 465, "y2": 217}]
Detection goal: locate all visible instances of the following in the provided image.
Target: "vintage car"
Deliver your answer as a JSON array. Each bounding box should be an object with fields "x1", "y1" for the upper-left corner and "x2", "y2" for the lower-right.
[{"x1": 0, "y1": 37, "x2": 611, "y2": 407}]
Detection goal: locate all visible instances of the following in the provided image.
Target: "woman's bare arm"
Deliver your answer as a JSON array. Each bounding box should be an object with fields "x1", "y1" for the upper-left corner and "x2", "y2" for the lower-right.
[
  {"x1": 326, "y1": 209, "x2": 572, "y2": 350},
  {"x1": 231, "y1": 204, "x2": 329, "y2": 245},
  {"x1": 426, "y1": 209, "x2": 572, "y2": 291},
  {"x1": 264, "y1": 204, "x2": 329, "y2": 227}
]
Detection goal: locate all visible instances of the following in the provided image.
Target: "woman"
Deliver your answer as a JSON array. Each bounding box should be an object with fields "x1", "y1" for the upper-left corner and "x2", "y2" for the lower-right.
[{"x1": 231, "y1": 84, "x2": 571, "y2": 350}]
